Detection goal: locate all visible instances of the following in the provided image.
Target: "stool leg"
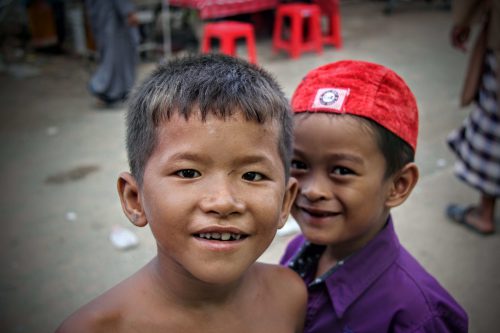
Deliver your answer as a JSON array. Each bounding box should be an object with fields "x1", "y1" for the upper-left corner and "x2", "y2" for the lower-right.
[
  {"x1": 332, "y1": 9, "x2": 342, "y2": 48},
  {"x1": 272, "y1": 12, "x2": 283, "y2": 54},
  {"x1": 201, "y1": 31, "x2": 211, "y2": 53},
  {"x1": 290, "y1": 13, "x2": 302, "y2": 59},
  {"x1": 312, "y1": 12, "x2": 323, "y2": 54},
  {"x1": 221, "y1": 36, "x2": 235, "y2": 56},
  {"x1": 228, "y1": 38, "x2": 237, "y2": 55}
]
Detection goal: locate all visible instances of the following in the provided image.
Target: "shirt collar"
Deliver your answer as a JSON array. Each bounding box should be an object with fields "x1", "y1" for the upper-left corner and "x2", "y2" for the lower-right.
[
  {"x1": 288, "y1": 216, "x2": 401, "y2": 318},
  {"x1": 325, "y1": 216, "x2": 400, "y2": 318}
]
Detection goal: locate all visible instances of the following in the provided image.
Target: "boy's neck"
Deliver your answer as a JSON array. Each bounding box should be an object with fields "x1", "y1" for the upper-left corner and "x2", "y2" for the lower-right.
[
  {"x1": 317, "y1": 214, "x2": 390, "y2": 277},
  {"x1": 148, "y1": 256, "x2": 248, "y2": 308}
]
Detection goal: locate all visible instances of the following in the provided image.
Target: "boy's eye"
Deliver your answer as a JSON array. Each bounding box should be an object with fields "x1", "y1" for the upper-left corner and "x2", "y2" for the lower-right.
[
  {"x1": 242, "y1": 172, "x2": 264, "y2": 181},
  {"x1": 291, "y1": 160, "x2": 307, "y2": 170},
  {"x1": 332, "y1": 166, "x2": 353, "y2": 176},
  {"x1": 176, "y1": 169, "x2": 201, "y2": 178}
]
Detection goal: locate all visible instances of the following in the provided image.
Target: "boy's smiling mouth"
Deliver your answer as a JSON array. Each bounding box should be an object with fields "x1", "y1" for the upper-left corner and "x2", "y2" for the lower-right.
[
  {"x1": 193, "y1": 227, "x2": 249, "y2": 242},
  {"x1": 196, "y1": 232, "x2": 246, "y2": 241},
  {"x1": 298, "y1": 205, "x2": 338, "y2": 218}
]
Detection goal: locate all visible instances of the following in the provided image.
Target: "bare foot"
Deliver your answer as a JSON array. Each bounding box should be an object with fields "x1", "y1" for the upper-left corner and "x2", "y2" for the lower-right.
[
  {"x1": 463, "y1": 207, "x2": 495, "y2": 234},
  {"x1": 446, "y1": 204, "x2": 495, "y2": 235}
]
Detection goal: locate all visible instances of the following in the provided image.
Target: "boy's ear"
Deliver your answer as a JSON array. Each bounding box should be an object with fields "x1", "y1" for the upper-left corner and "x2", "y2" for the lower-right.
[
  {"x1": 385, "y1": 163, "x2": 419, "y2": 209},
  {"x1": 117, "y1": 172, "x2": 148, "y2": 227},
  {"x1": 278, "y1": 177, "x2": 299, "y2": 229}
]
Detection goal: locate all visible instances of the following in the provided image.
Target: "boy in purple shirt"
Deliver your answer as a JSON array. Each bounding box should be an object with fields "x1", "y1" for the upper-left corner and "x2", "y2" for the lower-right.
[{"x1": 281, "y1": 60, "x2": 468, "y2": 333}]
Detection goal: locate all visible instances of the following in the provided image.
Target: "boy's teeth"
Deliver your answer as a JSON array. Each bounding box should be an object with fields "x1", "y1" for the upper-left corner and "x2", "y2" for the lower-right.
[{"x1": 197, "y1": 232, "x2": 243, "y2": 241}]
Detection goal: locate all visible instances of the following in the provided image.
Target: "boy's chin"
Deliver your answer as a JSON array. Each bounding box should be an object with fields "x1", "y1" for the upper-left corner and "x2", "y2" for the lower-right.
[
  {"x1": 188, "y1": 262, "x2": 257, "y2": 286},
  {"x1": 298, "y1": 225, "x2": 336, "y2": 246}
]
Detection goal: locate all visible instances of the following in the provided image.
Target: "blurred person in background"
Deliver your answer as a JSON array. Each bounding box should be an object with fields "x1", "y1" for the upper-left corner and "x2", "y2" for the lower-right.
[
  {"x1": 446, "y1": 0, "x2": 500, "y2": 235},
  {"x1": 85, "y1": 0, "x2": 140, "y2": 107}
]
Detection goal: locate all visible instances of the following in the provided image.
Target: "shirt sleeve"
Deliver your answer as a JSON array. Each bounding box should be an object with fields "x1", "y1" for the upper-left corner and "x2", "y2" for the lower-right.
[
  {"x1": 279, "y1": 235, "x2": 303, "y2": 266},
  {"x1": 407, "y1": 312, "x2": 468, "y2": 333}
]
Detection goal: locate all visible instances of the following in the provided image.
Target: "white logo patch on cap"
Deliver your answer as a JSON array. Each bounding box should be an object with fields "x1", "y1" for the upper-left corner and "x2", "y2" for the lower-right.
[{"x1": 311, "y1": 88, "x2": 350, "y2": 111}]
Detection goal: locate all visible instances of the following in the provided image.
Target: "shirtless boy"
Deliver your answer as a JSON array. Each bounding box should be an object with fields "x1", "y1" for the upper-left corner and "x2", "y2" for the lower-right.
[{"x1": 56, "y1": 54, "x2": 306, "y2": 333}]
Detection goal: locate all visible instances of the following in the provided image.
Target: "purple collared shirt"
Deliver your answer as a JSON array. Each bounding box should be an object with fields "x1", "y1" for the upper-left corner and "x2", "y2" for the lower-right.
[{"x1": 280, "y1": 218, "x2": 468, "y2": 333}]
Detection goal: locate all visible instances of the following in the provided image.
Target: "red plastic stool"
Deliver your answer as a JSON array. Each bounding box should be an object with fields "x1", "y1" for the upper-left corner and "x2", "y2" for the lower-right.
[
  {"x1": 314, "y1": 0, "x2": 342, "y2": 48},
  {"x1": 272, "y1": 3, "x2": 323, "y2": 59},
  {"x1": 201, "y1": 21, "x2": 257, "y2": 64}
]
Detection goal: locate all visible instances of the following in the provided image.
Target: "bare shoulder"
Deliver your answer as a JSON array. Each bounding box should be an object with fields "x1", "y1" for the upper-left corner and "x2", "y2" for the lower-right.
[
  {"x1": 252, "y1": 263, "x2": 307, "y2": 332},
  {"x1": 55, "y1": 299, "x2": 119, "y2": 333},
  {"x1": 254, "y1": 262, "x2": 307, "y2": 299},
  {"x1": 56, "y1": 267, "x2": 152, "y2": 333}
]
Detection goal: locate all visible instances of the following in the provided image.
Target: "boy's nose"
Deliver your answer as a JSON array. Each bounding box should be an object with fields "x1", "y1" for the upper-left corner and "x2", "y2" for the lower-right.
[
  {"x1": 301, "y1": 173, "x2": 331, "y2": 202},
  {"x1": 199, "y1": 179, "x2": 245, "y2": 217}
]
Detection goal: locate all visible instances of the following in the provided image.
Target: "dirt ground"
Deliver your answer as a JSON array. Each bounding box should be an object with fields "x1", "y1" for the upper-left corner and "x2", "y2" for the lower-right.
[{"x1": 1, "y1": 2, "x2": 499, "y2": 332}]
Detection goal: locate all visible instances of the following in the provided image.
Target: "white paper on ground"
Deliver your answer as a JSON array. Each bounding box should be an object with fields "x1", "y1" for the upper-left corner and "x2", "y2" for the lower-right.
[{"x1": 109, "y1": 225, "x2": 139, "y2": 250}]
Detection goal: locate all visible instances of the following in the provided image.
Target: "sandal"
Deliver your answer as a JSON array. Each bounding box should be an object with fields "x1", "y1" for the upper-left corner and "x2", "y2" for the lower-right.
[{"x1": 445, "y1": 204, "x2": 494, "y2": 236}]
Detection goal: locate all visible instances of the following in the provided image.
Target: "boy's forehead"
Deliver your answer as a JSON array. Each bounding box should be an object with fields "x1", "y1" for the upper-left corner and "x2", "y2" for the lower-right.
[
  {"x1": 293, "y1": 113, "x2": 383, "y2": 160},
  {"x1": 159, "y1": 108, "x2": 279, "y2": 128},
  {"x1": 149, "y1": 113, "x2": 284, "y2": 170},
  {"x1": 153, "y1": 108, "x2": 284, "y2": 157},
  {"x1": 156, "y1": 111, "x2": 280, "y2": 141},
  {"x1": 294, "y1": 112, "x2": 373, "y2": 136}
]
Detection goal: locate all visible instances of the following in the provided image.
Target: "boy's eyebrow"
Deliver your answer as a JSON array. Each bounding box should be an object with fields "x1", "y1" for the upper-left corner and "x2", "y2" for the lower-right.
[
  {"x1": 232, "y1": 154, "x2": 275, "y2": 167},
  {"x1": 330, "y1": 153, "x2": 364, "y2": 164},
  {"x1": 293, "y1": 148, "x2": 363, "y2": 164},
  {"x1": 166, "y1": 152, "x2": 275, "y2": 166},
  {"x1": 167, "y1": 152, "x2": 206, "y2": 162}
]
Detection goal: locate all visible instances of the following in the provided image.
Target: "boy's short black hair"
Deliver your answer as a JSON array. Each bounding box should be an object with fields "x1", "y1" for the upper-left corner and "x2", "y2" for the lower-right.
[
  {"x1": 357, "y1": 116, "x2": 415, "y2": 178},
  {"x1": 126, "y1": 54, "x2": 293, "y2": 185}
]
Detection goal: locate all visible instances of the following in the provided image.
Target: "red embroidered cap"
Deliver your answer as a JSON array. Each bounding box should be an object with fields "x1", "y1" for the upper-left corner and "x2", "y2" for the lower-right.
[{"x1": 291, "y1": 60, "x2": 419, "y2": 151}]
